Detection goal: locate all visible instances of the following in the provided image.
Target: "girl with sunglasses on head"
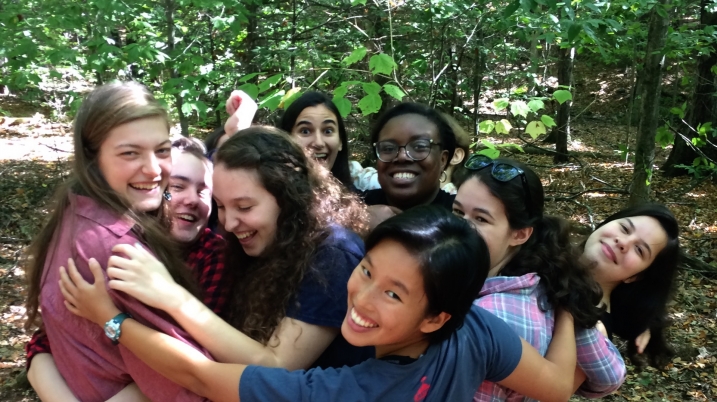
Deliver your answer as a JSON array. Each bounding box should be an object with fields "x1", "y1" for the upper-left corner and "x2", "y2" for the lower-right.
[
  {"x1": 23, "y1": 82, "x2": 210, "y2": 402},
  {"x1": 452, "y1": 154, "x2": 626, "y2": 401},
  {"x1": 583, "y1": 203, "x2": 679, "y2": 367},
  {"x1": 59, "y1": 206, "x2": 582, "y2": 402}
]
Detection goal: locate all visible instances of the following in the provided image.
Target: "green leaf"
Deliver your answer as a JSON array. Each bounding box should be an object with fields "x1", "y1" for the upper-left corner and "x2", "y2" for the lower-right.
[
  {"x1": 259, "y1": 89, "x2": 284, "y2": 111},
  {"x1": 351, "y1": 0, "x2": 367, "y2": 4},
  {"x1": 369, "y1": 54, "x2": 397, "y2": 76},
  {"x1": 510, "y1": 101, "x2": 530, "y2": 118},
  {"x1": 181, "y1": 102, "x2": 194, "y2": 115},
  {"x1": 503, "y1": 0, "x2": 520, "y2": 17},
  {"x1": 656, "y1": 125, "x2": 674, "y2": 148},
  {"x1": 339, "y1": 81, "x2": 362, "y2": 87},
  {"x1": 568, "y1": 22, "x2": 582, "y2": 43},
  {"x1": 342, "y1": 47, "x2": 367, "y2": 66},
  {"x1": 541, "y1": 115, "x2": 556, "y2": 127},
  {"x1": 478, "y1": 148, "x2": 501, "y2": 159},
  {"x1": 358, "y1": 93, "x2": 382, "y2": 115},
  {"x1": 239, "y1": 72, "x2": 264, "y2": 83},
  {"x1": 553, "y1": 90, "x2": 572, "y2": 105},
  {"x1": 333, "y1": 86, "x2": 348, "y2": 99},
  {"x1": 498, "y1": 143, "x2": 525, "y2": 153},
  {"x1": 669, "y1": 107, "x2": 685, "y2": 119},
  {"x1": 478, "y1": 120, "x2": 495, "y2": 134},
  {"x1": 525, "y1": 121, "x2": 547, "y2": 139},
  {"x1": 258, "y1": 74, "x2": 283, "y2": 93},
  {"x1": 495, "y1": 119, "x2": 513, "y2": 134},
  {"x1": 481, "y1": 139, "x2": 497, "y2": 149},
  {"x1": 493, "y1": 98, "x2": 510, "y2": 111},
  {"x1": 362, "y1": 81, "x2": 382, "y2": 95},
  {"x1": 333, "y1": 97, "x2": 352, "y2": 118},
  {"x1": 383, "y1": 84, "x2": 406, "y2": 101},
  {"x1": 237, "y1": 83, "x2": 259, "y2": 100},
  {"x1": 527, "y1": 99, "x2": 545, "y2": 113},
  {"x1": 281, "y1": 88, "x2": 302, "y2": 109}
]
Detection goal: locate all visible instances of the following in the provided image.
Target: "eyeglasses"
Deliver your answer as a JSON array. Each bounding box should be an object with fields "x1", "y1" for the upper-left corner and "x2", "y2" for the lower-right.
[
  {"x1": 374, "y1": 139, "x2": 441, "y2": 163},
  {"x1": 464, "y1": 154, "x2": 534, "y2": 217}
]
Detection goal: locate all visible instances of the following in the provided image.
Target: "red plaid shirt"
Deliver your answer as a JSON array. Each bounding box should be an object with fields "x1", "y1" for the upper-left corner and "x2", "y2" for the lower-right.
[{"x1": 25, "y1": 228, "x2": 227, "y2": 367}]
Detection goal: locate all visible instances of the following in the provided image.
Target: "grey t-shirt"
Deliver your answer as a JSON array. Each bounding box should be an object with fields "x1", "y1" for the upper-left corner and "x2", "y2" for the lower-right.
[{"x1": 239, "y1": 305, "x2": 522, "y2": 402}]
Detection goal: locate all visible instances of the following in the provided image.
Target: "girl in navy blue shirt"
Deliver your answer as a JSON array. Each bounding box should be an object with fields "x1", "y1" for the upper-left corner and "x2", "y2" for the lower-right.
[{"x1": 60, "y1": 206, "x2": 579, "y2": 402}]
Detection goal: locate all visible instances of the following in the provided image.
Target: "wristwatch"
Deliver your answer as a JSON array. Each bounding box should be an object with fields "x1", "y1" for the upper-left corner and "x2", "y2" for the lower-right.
[{"x1": 104, "y1": 312, "x2": 133, "y2": 345}]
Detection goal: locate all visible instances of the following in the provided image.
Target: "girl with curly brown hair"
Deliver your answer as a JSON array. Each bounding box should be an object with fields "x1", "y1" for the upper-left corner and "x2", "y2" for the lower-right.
[{"x1": 61, "y1": 126, "x2": 373, "y2": 372}]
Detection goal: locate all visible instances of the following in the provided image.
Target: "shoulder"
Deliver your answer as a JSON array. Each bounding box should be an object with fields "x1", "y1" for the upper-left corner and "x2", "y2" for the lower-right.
[
  {"x1": 319, "y1": 226, "x2": 365, "y2": 257},
  {"x1": 432, "y1": 190, "x2": 456, "y2": 210},
  {"x1": 72, "y1": 194, "x2": 134, "y2": 238}
]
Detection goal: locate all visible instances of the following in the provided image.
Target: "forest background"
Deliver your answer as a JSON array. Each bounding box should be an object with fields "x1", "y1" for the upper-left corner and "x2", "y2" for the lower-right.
[{"x1": 1, "y1": 0, "x2": 717, "y2": 400}]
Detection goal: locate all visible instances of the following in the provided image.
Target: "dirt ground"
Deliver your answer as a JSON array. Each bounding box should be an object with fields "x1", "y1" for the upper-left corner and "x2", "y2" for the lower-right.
[{"x1": 1, "y1": 81, "x2": 716, "y2": 401}]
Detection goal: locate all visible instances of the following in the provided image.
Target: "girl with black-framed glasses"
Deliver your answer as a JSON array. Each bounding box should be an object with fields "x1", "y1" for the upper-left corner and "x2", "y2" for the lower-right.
[{"x1": 452, "y1": 155, "x2": 627, "y2": 401}]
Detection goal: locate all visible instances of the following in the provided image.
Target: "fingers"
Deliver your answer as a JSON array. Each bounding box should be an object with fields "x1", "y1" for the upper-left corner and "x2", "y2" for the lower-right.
[
  {"x1": 635, "y1": 329, "x2": 651, "y2": 354},
  {"x1": 88, "y1": 258, "x2": 104, "y2": 284},
  {"x1": 58, "y1": 267, "x2": 79, "y2": 308},
  {"x1": 111, "y1": 243, "x2": 143, "y2": 259},
  {"x1": 67, "y1": 258, "x2": 90, "y2": 286}
]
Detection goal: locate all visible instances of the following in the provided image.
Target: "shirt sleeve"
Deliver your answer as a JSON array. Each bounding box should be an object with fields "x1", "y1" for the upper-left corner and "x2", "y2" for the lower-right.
[
  {"x1": 575, "y1": 327, "x2": 626, "y2": 398},
  {"x1": 473, "y1": 307, "x2": 524, "y2": 383},
  {"x1": 196, "y1": 236, "x2": 228, "y2": 314},
  {"x1": 285, "y1": 238, "x2": 362, "y2": 328},
  {"x1": 239, "y1": 365, "x2": 364, "y2": 402},
  {"x1": 25, "y1": 328, "x2": 52, "y2": 369}
]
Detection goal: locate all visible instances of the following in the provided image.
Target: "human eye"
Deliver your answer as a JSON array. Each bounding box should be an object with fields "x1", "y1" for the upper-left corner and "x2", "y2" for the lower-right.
[
  {"x1": 619, "y1": 223, "x2": 628, "y2": 233},
  {"x1": 452, "y1": 207, "x2": 464, "y2": 217},
  {"x1": 474, "y1": 216, "x2": 488, "y2": 223},
  {"x1": 324, "y1": 127, "x2": 335, "y2": 135},
  {"x1": 361, "y1": 266, "x2": 371, "y2": 278},
  {"x1": 386, "y1": 290, "x2": 402, "y2": 301},
  {"x1": 169, "y1": 184, "x2": 184, "y2": 191},
  {"x1": 237, "y1": 205, "x2": 252, "y2": 212},
  {"x1": 411, "y1": 140, "x2": 431, "y2": 151},
  {"x1": 378, "y1": 142, "x2": 397, "y2": 153},
  {"x1": 120, "y1": 151, "x2": 138, "y2": 157},
  {"x1": 636, "y1": 246, "x2": 644, "y2": 258},
  {"x1": 156, "y1": 147, "x2": 172, "y2": 157}
]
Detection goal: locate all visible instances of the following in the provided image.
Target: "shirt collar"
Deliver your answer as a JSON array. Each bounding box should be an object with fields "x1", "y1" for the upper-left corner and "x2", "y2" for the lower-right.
[
  {"x1": 71, "y1": 194, "x2": 135, "y2": 237},
  {"x1": 478, "y1": 272, "x2": 541, "y2": 297}
]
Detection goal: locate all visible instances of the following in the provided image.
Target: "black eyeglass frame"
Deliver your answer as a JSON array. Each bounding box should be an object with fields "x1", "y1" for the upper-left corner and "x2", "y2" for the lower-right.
[
  {"x1": 373, "y1": 139, "x2": 442, "y2": 163},
  {"x1": 463, "y1": 154, "x2": 535, "y2": 218}
]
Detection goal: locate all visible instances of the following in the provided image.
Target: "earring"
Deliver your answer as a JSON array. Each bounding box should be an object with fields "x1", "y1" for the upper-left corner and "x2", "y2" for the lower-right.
[
  {"x1": 440, "y1": 170, "x2": 447, "y2": 182},
  {"x1": 163, "y1": 190, "x2": 172, "y2": 201}
]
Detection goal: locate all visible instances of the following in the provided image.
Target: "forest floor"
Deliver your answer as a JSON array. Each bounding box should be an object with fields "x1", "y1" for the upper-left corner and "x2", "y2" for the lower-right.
[{"x1": 1, "y1": 73, "x2": 717, "y2": 401}]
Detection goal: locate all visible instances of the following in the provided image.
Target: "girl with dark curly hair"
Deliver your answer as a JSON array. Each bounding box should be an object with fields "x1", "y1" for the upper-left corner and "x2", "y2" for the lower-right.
[
  {"x1": 59, "y1": 206, "x2": 581, "y2": 402},
  {"x1": 452, "y1": 154, "x2": 626, "y2": 400},
  {"x1": 59, "y1": 126, "x2": 372, "y2": 372}
]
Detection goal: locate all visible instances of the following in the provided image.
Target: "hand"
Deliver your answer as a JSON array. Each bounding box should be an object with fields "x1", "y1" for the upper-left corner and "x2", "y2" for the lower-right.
[
  {"x1": 595, "y1": 320, "x2": 609, "y2": 338},
  {"x1": 106, "y1": 243, "x2": 184, "y2": 312},
  {"x1": 224, "y1": 90, "x2": 258, "y2": 135},
  {"x1": 367, "y1": 205, "x2": 402, "y2": 231},
  {"x1": 59, "y1": 258, "x2": 121, "y2": 326},
  {"x1": 635, "y1": 328, "x2": 651, "y2": 354}
]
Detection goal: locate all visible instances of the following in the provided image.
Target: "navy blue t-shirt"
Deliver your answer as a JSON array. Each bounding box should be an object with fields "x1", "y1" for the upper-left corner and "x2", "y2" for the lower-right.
[
  {"x1": 239, "y1": 305, "x2": 523, "y2": 402},
  {"x1": 285, "y1": 225, "x2": 374, "y2": 369},
  {"x1": 362, "y1": 188, "x2": 456, "y2": 210}
]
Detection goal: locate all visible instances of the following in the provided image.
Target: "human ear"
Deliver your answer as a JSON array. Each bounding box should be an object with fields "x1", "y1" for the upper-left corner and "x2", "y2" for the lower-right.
[
  {"x1": 509, "y1": 226, "x2": 534, "y2": 247},
  {"x1": 439, "y1": 150, "x2": 449, "y2": 170},
  {"x1": 420, "y1": 312, "x2": 452, "y2": 335},
  {"x1": 450, "y1": 148, "x2": 465, "y2": 166}
]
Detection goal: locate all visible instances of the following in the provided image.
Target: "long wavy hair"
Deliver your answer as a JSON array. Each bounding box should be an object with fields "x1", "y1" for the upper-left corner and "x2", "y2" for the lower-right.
[
  {"x1": 25, "y1": 82, "x2": 198, "y2": 330},
  {"x1": 279, "y1": 91, "x2": 352, "y2": 188},
  {"x1": 588, "y1": 204, "x2": 680, "y2": 367},
  {"x1": 216, "y1": 126, "x2": 368, "y2": 344},
  {"x1": 454, "y1": 157, "x2": 603, "y2": 328}
]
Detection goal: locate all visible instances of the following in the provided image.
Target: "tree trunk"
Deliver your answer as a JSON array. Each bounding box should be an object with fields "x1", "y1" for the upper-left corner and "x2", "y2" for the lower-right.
[
  {"x1": 662, "y1": 0, "x2": 717, "y2": 176},
  {"x1": 629, "y1": 0, "x2": 670, "y2": 206},
  {"x1": 165, "y1": 0, "x2": 188, "y2": 136},
  {"x1": 551, "y1": 46, "x2": 574, "y2": 163}
]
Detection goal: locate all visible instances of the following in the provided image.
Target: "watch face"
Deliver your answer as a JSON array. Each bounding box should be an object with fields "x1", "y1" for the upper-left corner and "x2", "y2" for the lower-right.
[{"x1": 106, "y1": 326, "x2": 118, "y2": 338}]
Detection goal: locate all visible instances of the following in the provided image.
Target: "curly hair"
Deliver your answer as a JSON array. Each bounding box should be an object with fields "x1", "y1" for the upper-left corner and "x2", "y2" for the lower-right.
[
  {"x1": 455, "y1": 157, "x2": 603, "y2": 328},
  {"x1": 215, "y1": 126, "x2": 368, "y2": 344}
]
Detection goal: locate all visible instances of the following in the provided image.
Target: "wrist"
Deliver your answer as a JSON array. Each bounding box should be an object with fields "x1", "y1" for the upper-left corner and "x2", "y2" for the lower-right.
[{"x1": 165, "y1": 284, "x2": 193, "y2": 314}]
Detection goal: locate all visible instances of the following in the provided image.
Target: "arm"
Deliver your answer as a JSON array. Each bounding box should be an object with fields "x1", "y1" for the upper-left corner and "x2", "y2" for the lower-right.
[
  {"x1": 107, "y1": 243, "x2": 339, "y2": 370},
  {"x1": 573, "y1": 327, "x2": 626, "y2": 397},
  {"x1": 59, "y1": 256, "x2": 244, "y2": 402},
  {"x1": 498, "y1": 309, "x2": 576, "y2": 402},
  {"x1": 27, "y1": 354, "x2": 80, "y2": 402}
]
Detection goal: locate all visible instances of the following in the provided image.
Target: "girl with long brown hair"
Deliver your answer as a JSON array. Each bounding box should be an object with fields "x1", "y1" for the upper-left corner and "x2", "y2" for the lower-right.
[{"x1": 24, "y1": 81, "x2": 207, "y2": 401}]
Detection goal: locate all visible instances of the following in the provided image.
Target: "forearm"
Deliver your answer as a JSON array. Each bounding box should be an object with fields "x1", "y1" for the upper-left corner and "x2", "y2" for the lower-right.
[
  {"x1": 168, "y1": 287, "x2": 282, "y2": 367},
  {"x1": 574, "y1": 328, "x2": 626, "y2": 397},
  {"x1": 27, "y1": 353, "x2": 80, "y2": 402},
  {"x1": 542, "y1": 310, "x2": 577, "y2": 400},
  {"x1": 117, "y1": 317, "x2": 244, "y2": 400}
]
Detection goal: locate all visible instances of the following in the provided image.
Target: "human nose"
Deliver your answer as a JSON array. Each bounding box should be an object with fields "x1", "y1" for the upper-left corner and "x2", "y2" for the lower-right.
[
  {"x1": 353, "y1": 283, "x2": 376, "y2": 311},
  {"x1": 614, "y1": 235, "x2": 632, "y2": 252},
  {"x1": 310, "y1": 131, "x2": 325, "y2": 148},
  {"x1": 142, "y1": 153, "x2": 162, "y2": 178},
  {"x1": 394, "y1": 145, "x2": 410, "y2": 162},
  {"x1": 223, "y1": 210, "x2": 239, "y2": 232}
]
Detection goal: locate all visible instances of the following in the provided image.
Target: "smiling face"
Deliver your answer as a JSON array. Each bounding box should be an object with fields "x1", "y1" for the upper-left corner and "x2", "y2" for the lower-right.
[
  {"x1": 376, "y1": 114, "x2": 448, "y2": 210},
  {"x1": 584, "y1": 215, "x2": 668, "y2": 286},
  {"x1": 97, "y1": 117, "x2": 172, "y2": 212},
  {"x1": 342, "y1": 239, "x2": 447, "y2": 358},
  {"x1": 168, "y1": 151, "x2": 213, "y2": 244},
  {"x1": 212, "y1": 164, "x2": 280, "y2": 257},
  {"x1": 453, "y1": 177, "x2": 524, "y2": 274},
  {"x1": 290, "y1": 104, "x2": 342, "y2": 169}
]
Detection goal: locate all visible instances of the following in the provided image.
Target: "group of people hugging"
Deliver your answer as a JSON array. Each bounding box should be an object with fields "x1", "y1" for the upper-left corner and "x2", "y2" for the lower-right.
[{"x1": 23, "y1": 81, "x2": 680, "y2": 402}]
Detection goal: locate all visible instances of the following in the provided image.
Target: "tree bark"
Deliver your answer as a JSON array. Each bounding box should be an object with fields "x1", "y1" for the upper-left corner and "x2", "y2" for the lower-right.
[
  {"x1": 629, "y1": 0, "x2": 670, "y2": 206},
  {"x1": 551, "y1": 46, "x2": 574, "y2": 163},
  {"x1": 662, "y1": 0, "x2": 717, "y2": 176},
  {"x1": 165, "y1": 0, "x2": 188, "y2": 136}
]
